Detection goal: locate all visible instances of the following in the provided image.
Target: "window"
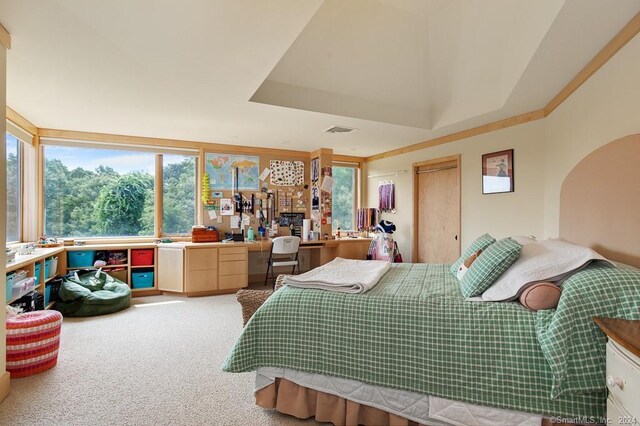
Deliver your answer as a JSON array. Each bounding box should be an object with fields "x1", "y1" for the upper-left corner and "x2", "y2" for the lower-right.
[
  {"x1": 162, "y1": 154, "x2": 196, "y2": 235},
  {"x1": 332, "y1": 165, "x2": 357, "y2": 231},
  {"x1": 6, "y1": 133, "x2": 21, "y2": 242},
  {"x1": 44, "y1": 145, "x2": 156, "y2": 238}
]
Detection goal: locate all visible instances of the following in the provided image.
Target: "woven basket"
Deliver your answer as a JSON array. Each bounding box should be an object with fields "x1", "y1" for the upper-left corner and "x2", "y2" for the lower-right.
[
  {"x1": 6, "y1": 310, "x2": 63, "y2": 378},
  {"x1": 236, "y1": 275, "x2": 288, "y2": 326}
]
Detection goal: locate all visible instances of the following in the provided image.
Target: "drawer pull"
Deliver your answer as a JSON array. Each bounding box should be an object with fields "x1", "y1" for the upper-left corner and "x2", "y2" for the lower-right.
[{"x1": 607, "y1": 375, "x2": 624, "y2": 390}]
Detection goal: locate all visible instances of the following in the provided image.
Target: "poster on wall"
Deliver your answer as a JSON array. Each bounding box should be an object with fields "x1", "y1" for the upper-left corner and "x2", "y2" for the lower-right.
[
  {"x1": 270, "y1": 160, "x2": 304, "y2": 186},
  {"x1": 321, "y1": 166, "x2": 332, "y2": 221},
  {"x1": 311, "y1": 158, "x2": 319, "y2": 182},
  {"x1": 205, "y1": 153, "x2": 260, "y2": 190},
  {"x1": 311, "y1": 186, "x2": 320, "y2": 210}
]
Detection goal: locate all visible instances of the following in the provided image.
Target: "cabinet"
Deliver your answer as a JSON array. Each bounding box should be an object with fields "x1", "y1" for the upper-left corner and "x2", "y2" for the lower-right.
[
  {"x1": 6, "y1": 247, "x2": 65, "y2": 310},
  {"x1": 185, "y1": 247, "x2": 218, "y2": 294},
  {"x1": 157, "y1": 243, "x2": 248, "y2": 296},
  {"x1": 218, "y1": 246, "x2": 248, "y2": 290},
  {"x1": 594, "y1": 317, "x2": 640, "y2": 425},
  {"x1": 65, "y1": 244, "x2": 159, "y2": 296}
]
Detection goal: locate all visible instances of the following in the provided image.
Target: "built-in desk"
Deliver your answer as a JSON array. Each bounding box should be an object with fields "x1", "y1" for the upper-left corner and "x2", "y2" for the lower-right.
[
  {"x1": 157, "y1": 238, "x2": 372, "y2": 295},
  {"x1": 245, "y1": 238, "x2": 371, "y2": 283}
]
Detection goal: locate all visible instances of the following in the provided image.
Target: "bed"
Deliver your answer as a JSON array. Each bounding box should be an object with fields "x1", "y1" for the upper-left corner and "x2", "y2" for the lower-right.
[{"x1": 223, "y1": 135, "x2": 640, "y2": 426}]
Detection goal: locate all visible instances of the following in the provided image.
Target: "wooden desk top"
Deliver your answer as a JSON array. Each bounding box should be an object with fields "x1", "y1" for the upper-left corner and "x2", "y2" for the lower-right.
[
  {"x1": 594, "y1": 317, "x2": 640, "y2": 358},
  {"x1": 6, "y1": 247, "x2": 65, "y2": 273},
  {"x1": 159, "y1": 238, "x2": 371, "y2": 252}
]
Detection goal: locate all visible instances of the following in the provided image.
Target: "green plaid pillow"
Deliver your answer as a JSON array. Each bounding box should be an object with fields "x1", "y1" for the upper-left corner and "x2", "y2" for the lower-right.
[
  {"x1": 450, "y1": 233, "x2": 496, "y2": 276},
  {"x1": 460, "y1": 237, "x2": 522, "y2": 298}
]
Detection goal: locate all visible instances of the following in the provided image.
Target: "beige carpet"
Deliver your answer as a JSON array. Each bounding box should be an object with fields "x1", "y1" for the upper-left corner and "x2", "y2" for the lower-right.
[{"x1": 0, "y1": 294, "x2": 322, "y2": 425}]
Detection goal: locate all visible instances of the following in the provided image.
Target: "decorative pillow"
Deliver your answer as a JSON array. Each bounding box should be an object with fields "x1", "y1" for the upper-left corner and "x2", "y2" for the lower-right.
[
  {"x1": 450, "y1": 233, "x2": 496, "y2": 277},
  {"x1": 456, "y1": 249, "x2": 483, "y2": 280},
  {"x1": 460, "y1": 238, "x2": 522, "y2": 298},
  {"x1": 518, "y1": 282, "x2": 562, "y2": 311}
]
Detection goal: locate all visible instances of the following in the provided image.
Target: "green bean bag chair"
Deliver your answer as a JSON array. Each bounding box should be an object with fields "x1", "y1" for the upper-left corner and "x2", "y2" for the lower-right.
[{"x1": 56, "y1": 270, "x2": 131, "y2": 317}]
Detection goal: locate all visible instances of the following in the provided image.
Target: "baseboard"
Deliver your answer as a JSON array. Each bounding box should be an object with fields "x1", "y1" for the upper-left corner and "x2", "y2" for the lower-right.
[{"x1": 0, "y1": 371, "x2": 10, "y2": 402}]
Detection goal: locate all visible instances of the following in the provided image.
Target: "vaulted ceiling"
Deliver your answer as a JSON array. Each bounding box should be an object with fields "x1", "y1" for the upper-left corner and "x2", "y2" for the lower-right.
[{"x1": 2, "y1": 0, "x2": 640, "y2": 156}]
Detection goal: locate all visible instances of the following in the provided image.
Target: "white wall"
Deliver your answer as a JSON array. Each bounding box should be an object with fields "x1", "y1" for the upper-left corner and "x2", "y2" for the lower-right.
[
  {"x1": 365, "y1": 33, "x2": 640, "y2": 261},
  {"x1": 366, "y1": 119, "x2": 546, "y2": 261},
  {"x1": 542, "y1": 34, "x2": 640, "y2": 237}
]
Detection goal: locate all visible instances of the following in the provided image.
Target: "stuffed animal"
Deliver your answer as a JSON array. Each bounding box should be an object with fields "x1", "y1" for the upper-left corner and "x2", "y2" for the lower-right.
[{"x1": 456, "y1": 249, "x2": 483, "y2": 280}]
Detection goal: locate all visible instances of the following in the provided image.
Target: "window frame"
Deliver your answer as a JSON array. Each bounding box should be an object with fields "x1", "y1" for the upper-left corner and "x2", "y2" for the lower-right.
[
  {"x1": 331, "y1": 161, "x2": 360, "y2": 233},
  {"x1": 40, "y1": 140, "x2": 199, "y2": 242},
  {"x1": 159, "y1": 153, "x2": 199, "y2": 237},
  {"x1": 5, "y1": 132, "x2": 23, "y2": 244}
]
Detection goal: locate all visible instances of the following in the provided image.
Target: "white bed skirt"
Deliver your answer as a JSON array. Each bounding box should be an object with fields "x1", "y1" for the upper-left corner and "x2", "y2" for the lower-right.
[{"x1": 255, "y1": 367, "x2": 542, "y2": 426}]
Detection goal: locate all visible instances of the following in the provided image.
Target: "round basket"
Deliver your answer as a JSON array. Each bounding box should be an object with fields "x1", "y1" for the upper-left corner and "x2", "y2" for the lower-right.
[{"x1": 6, "y1": 310, "x2": 63, "y2": 378}]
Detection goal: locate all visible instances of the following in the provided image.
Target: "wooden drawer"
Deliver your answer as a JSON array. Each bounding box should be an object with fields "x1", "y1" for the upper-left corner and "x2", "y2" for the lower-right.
[
  {"x1": 186, "y1": 269, "x2": 218, "y2": 292},
  {"x1": 187, "y1": 248, "x2": 218, "y2": 271},
  {"x1": 219, "y1": 273, "x2": 247, "y2": 290},
  {"x1": 219, "y1": 246, "x2": 247, "y2": 255},
  {"x1": 219, "y1": 252, "x2": 247, "y2": 262},
  {"x1": 606, "y1": 340, "x2": 640, "y2": 418},
  {"x1": 219, "y1": 260, "x2": 247, "y2": 276},
  {"x1": 607, "y1": 396, "x2": 636, "y2": 426}
]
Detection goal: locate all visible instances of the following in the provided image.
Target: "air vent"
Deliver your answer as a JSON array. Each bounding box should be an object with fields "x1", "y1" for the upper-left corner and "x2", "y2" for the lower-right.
[{"x1": 324, "y1": 125, "x2": 356, "y2": 134}]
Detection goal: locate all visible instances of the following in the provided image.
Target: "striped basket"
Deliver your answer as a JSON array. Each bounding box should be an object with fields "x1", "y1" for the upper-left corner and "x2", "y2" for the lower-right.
[{"x1": 6, "y1": 310, "x2": 63, "y2": 378}]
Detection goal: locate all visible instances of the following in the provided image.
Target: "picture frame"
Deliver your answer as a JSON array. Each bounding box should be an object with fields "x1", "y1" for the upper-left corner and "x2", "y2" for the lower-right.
[
  {"x1": 220, "y1": 198, "x2": 234, "y2": 215},
  {"x1": 482, "y1": 149, "x2": 514, "y2": 194}
]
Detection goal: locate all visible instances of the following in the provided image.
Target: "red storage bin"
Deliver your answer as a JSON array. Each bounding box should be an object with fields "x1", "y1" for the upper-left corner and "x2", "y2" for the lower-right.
[{"x1": 131, "y1": 249, "x2": 154, "y2": 266}]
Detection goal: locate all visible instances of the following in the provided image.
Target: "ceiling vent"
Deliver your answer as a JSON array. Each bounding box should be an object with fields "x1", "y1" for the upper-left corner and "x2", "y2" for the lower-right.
[{"x1": 324, "y1": 125, "x2": 356, "y2": 134}]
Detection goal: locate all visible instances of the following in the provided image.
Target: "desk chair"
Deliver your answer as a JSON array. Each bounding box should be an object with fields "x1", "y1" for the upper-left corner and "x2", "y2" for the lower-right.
[{"x1": 264, "y1": 236, "x2": 301, "y2": 288}]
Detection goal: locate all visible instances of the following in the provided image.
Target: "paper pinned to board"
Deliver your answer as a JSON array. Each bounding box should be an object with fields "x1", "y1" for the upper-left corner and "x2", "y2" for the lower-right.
[
  {"x1": 259, "y1": 168, "x2": 271, "y2": 181},
  {"x1": 231, "y1": 215, "x2": 241, "y2": 229},
  {"x1": 242, "y1": 215, "x2": 250, "y2": 226},
  {"x1": 208, "y1": 209, "x2": 217, "y2": 220},
  {"x1": 321, "y1": 176, "x2": 334, "y2": 193}
]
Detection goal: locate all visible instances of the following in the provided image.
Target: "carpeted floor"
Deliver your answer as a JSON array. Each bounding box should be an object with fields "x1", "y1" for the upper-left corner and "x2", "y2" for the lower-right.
[{"x1": 0, "y1": 294, "x2": 322, "y2": 425}]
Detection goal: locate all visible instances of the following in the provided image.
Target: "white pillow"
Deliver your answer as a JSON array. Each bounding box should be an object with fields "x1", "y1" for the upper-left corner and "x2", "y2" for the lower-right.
[
  {"x1": 510, "y1": 235, "x2": 537, "y2": 246},
  {"x1": 481, "y1": 239, "x2": 612, "y2": 301}
]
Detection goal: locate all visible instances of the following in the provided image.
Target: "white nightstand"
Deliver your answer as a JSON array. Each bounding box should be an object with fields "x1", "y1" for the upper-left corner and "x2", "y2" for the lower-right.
[{"x1": 594, "y1": 317, "x2": 640, "y2": 426}]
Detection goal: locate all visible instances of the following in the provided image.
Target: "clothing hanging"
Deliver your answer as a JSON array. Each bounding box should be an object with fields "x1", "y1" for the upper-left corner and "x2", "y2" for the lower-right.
[
  {"x1": 356, "y1": 208, "x2": 379, "y2": 231},
  {"x1": 378, "y1": 181, "x2": 395, "y2": 213}
]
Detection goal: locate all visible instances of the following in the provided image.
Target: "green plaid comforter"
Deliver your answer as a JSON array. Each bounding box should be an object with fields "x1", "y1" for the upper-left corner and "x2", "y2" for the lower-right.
[{"x1": 223, "y1": 262, "x2": 640, "y2": 418}]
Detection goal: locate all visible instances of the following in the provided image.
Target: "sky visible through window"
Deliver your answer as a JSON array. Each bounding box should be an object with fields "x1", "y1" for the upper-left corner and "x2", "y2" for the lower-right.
[{"x1": 46, "y1": 146, "x2": 184, "y2": 174}]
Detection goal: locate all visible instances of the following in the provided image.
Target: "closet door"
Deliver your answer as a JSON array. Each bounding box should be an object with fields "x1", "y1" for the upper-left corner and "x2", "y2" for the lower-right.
[{"x1": 414, "y1": 156, "x2": 460, "y2": 263}]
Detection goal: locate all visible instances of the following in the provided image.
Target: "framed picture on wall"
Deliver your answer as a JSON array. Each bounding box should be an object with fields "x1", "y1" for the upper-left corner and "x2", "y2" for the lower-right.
[
  {"x1": 220, "y1": 198, "x2": 234, "y2": 215},
  {"x1": 482, "y1": 149, "x2": 514, "y2": 194}
]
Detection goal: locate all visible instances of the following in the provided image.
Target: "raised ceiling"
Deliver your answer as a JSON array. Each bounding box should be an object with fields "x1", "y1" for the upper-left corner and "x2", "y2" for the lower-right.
[{"x1": 2, "y1": 0, "x2": 640, "y2": 156}]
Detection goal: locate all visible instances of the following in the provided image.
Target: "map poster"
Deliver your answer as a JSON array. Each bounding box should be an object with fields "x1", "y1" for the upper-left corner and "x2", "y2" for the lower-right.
[{"x1": 205, "y1": 153, "x2": 260, "y2": 190}]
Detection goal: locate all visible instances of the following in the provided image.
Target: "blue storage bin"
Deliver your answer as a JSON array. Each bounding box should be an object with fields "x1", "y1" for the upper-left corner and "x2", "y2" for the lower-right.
[
  {"x1": 5, "y1": 273, "x2": 14, "y2": 302},
  {"x1": 44, "y1": 258, "x2": 51, "y2": 280},
  {"x1": 34, "y1": 263, "x2": 42, "y2": 286},
  {"x1": 67, "y1": 250, "x2": 96, "y2": 268},
  {"x1": 45, "y1": 285, "x2": 52, "y2": 306},
  {"x1": 131, "y1": 271, "x2": 154, "y2": 289}
]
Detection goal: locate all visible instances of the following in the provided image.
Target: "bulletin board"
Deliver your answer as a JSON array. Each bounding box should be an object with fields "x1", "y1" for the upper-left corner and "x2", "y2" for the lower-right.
[{"x1": 201, "y1": 150, "x2": 310, "y2": 237}]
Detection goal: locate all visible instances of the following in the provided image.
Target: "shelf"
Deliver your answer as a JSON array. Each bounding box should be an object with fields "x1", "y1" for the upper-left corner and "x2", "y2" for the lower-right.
[
  {"x1": 67, "y1": 264, "x2": 129, "y2": 270},
  {"x1": 45, "y1": 301, "x2": 56, "y2": 310},
  {"x1": 44, "y1": 275, "x2": 58, "y2": 284},
  {"x1": 6, "y1": 283, "x2": 41, "y2": 305},
  {"x1": 130, "y1": 265, "x2": 155, "y2": 269}
]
